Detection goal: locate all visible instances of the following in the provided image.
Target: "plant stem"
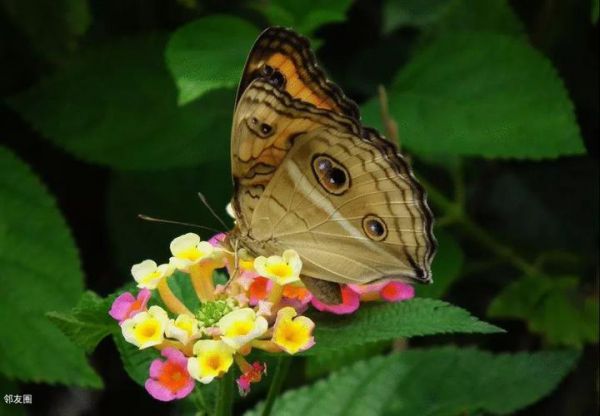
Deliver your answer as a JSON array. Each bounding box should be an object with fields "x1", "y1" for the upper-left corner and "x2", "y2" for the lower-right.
[
  {"x1": 261, "y1": 356, "x2": 292, "y2": 416},
  {"x1": 420, "y1": 176, "x2": 540, "y2": 277},
  {"x1": 215, "y1": 370, "x2": 234, "y2": 416}
]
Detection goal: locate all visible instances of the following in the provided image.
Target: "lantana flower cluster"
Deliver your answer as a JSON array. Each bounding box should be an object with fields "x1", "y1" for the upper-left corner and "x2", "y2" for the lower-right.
[{"x1": 109, "y1": 232, "x2": 414, "y2": 401}]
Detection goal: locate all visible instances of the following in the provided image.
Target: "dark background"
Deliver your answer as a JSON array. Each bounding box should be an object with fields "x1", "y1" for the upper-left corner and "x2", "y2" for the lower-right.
[{"x1": 0, "y1": 0, "x2": 597, "y2": 415}]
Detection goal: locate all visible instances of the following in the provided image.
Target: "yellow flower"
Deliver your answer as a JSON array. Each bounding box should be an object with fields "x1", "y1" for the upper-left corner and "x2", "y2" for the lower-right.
[
  {"x1": 272, "y1": 307, "x2": 315, "y2": 354},
  {"x1": 187, "y1": 340, "x2": 234, "y2": 384},
  {"x1": 169, "y1": 233, "x2": 218, "y2": 270},
  {"x1": 165, "y1": 314, "x2": 200, "y2": 344},
  {"x1": 217, "y1": 308, "x2": 268, "y2": 350},
  {"x1": 121, "y1": 306, "x2": 168, "y2": 349},
  {"x1": 131, "y1": 260, "x2": 173, "y2": 289},
  {"x1": 254, "y1": 250, "x2": 302, "y2": 285}
]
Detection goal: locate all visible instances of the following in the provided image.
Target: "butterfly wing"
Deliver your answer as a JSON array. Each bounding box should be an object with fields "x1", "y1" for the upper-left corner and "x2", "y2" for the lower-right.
[
  {"x1": 248, "y1": 126, "x2": 436, "y2": 285},
  {"x1": 235, "y1": 27, "x2": 359, "y2": 119},
  {"x1": 231, "y1": 79, "x2": 359, "y2": 229},
  {"x1": 229, "y1": 27, "x2": 436, "y2": 303}
]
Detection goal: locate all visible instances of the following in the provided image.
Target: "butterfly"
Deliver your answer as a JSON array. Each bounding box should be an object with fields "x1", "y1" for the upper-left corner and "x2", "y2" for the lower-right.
[{"x1": 226, "y1": 27, "x2": 436, "y2": 304}]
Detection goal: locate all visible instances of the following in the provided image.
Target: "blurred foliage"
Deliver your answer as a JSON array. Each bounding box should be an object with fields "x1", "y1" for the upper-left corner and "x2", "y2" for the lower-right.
[
  {"x1": 0, "y1": 0, "x2": 597, "y2": 415},
  {"x1": 0, "y1": 148, "x2": 101, "y2": 388},
  {"x1": 489, "y1": 275, "x2": 598, "y2": 347}
]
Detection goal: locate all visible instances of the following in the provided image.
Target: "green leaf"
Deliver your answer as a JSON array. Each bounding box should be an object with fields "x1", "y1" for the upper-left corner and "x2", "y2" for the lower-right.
[
  {"x1": 306, "y1": 299, "x2": 503, "y2": 355},
  {"x1": 382, "y1": 0, "x2": 453, "y2": 33},
  {"x1": 166, "y1": 15, "x2": 260, "y2": 105},
  {"x1": 168, "y1": 270, "x2": 201, "y2": 312},
  {"x1": 593, "y1": 0, "x2": 599, "y2": 24},
  {"x1": 247, "y1": 347, "x2": 579, "y2": 416},
  {"x1": 488, "y1": 275, "x2": 599, "y2": 348},
  {"x1": 362, "y1": 33, "x2": 585, "y2": 159},
  {"x1": 113, "y1": 333, "x2": 160, "y2": 386},
  {"x1": 47, "y1": 291, "x2": 116, "y2": 353},
  {"x1": 416, "y1": 230, "x2": 463, "y2": 298},
  {"x1": 430, "y1": 0, "x2": 523, "y2": 36},
  {"x1": 305, "y1": 341, "x2": 390, "y2": 379},
  {"x1": 8, "y1": 35, "x2": 234, "y2": 170},
  {"x1": 0, "y1": 146, "x2": 101, "y2": 387},
  {"x1": 261, "y1": 0, "x2": 354, "y2": 35},
  {"x1": 382, "y1": 0, "x2": 522, "y2": 35},
  {"x1": 179, "y1": 384, "x2": 219, "y2": 416},
  {"x1": 1, "y1": 0, "x2": 91, "y2": 62}
]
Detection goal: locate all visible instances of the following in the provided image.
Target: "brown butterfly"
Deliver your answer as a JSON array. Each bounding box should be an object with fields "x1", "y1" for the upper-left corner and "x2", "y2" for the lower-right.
[{"x1": 226, "y1": 27, "x2": 436, "y2": 304}]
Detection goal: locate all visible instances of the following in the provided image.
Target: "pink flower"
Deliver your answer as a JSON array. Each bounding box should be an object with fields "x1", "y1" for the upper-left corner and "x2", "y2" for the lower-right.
[
  {"x1": 208, "y1": 232, "x2": 227, "y2": 247},
  {"x1": 145, "y1": 347, "x2": 195, "y2": 401},
  {"x1": 236, "y1": 361, "x2": 267, "y2": 396},
  {"x1": 379, "y1": 282, "x2": 414, "y2": 302},
  {"x1": 348, "y1": 281, "x2": 414, "y2": 302},
  {"x1": 109, "y1": 289, "x2": 151, "y2": 323},
  {"x1": 311, "y1": 286, "x2": 360, "y2": 315}
]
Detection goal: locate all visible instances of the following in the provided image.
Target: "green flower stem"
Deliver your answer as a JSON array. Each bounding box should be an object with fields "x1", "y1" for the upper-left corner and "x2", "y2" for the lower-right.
[
  {"x1": 262, "y1": 356, "x2": 292, "y2": 416},
  {"x1": 215, "y1": 370, "x2": 234, "y2": 416}
]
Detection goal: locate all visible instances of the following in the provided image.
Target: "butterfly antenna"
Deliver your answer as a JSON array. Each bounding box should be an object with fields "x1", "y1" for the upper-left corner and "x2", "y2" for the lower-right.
[
  {"x1": 197, "y1": 192, "x2": 230, "y2": 230},
  {"x1": 138, "y1": 214, "x2": 222, "y2": 233}
]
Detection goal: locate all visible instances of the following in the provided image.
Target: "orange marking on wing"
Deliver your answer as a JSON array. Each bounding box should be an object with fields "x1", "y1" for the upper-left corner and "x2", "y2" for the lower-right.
[{"x1": 265, "y1": 53, "x2": 334, "y2": 111}]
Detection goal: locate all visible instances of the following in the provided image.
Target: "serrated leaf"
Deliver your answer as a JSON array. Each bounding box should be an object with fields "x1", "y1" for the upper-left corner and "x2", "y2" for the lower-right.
[
  {"x1": 488, "y1": 275, "x2": 599, "y2": 347},
  {"x1": 305, "y1": 341, "x2": 390, "y2": 379},
  {"x1": 0, "y1": 146, "x2": 101, "y2": 388},
  {"x1": 47, "y1": 291, "x2": 116, "y2": 353},
  {"x1": 166, "y1": 15, "x2": 260, "y2": 105},
  {"x1": 8, "y1": 35, "x2": 234, "y2": 170},
  {"x1": 247, "y1": 347, "x2": 579, "y2": 416},
  {"x1": 113, "y1": 333, "x2": 160, "y2": 386},
  {"x1": 305, "y1": 299, "x2": 503, "y2": 354},
  {"x1": 416, "y1": 230, "x2": 463, "y2": 298},
  {"x1": 261, "y1": 0, "x2": 354, "y2": 35},
  {"x1": 362, "y1": 33, "x2": 584, "y2": 159}
]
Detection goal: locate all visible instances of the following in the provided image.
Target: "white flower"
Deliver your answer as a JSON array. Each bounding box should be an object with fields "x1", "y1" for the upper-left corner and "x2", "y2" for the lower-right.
[
  {"x1": 254, "y1": 249, "x2": 302, "y2": 285},
  {"x1": 187, "y1": 340, "x2": 234, "y2": 384},
  {"x1": 169, "y1": 233, "x2": 216, "y2": 270},
  {"x1": 165, "y1": 314, "x2": 200, "y2": 344},
  {"x1": 131, "y1": 260, "x2": 173, "y2": 289},
  {"x1": 121, "y1": 306, "x2": 169, "y2": 349},
  {"x1": 217, "y1": 308, "x2": 268, "y2": 350},
  {"x1": 225, "y1": 202, "x2": 236, "y2": 219}
]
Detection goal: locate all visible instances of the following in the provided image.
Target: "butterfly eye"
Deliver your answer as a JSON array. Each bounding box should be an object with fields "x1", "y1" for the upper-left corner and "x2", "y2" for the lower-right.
[
  {"x1": 311, "y1": 154, "x2": 350, "y2": 195},
  {"x1": 246, "y1": 117, "x2": 275, "y2": 138},
  {"x1": 268, "y1": 70, "x2": 286, "y2": 88},
  {"x1": 362, "y1": 214, "x2": 388, "y2": 241},
  {"x1": 260, "y1": 123, "x2": 272, "y2": 135},
  {"x1": 260, "y1": 65, "x2": 274, "y2": 77}
]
